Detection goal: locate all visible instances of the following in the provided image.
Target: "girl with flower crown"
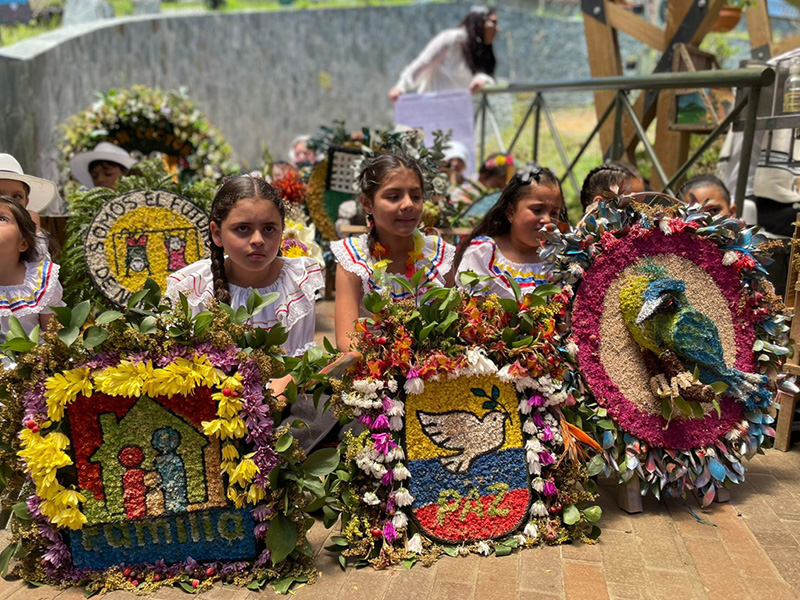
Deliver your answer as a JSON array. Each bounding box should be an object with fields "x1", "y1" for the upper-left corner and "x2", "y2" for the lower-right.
[
  {"x1": 454, "y1": 164, "x2": 563, "y2": 299},
  {"x1": 331, "y1": 153, "x2": 456, "y2": 352}
]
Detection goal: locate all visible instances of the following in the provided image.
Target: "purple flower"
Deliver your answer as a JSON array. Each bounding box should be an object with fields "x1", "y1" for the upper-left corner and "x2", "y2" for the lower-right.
[
  {"x1": 254, "y1": 521, "x2": 270, "y2": 539},
  {"x1": 252, "y1": 504, "x2": 274, "y2": 521},
  {"x1": 381, "y1": 395, "x2": 393, "y2": 412},
  {"x1": 372, "y1": 415, "x2": 390, "y2": 430},
  {"x1": 539, "y1": 451, "x2": 555, "y2": 466},
  {"x1": 372, "y1": 432, "x2": 398, "y2": 455},
  {"x1": 155, "y1": 346, "x2": 190, "y2": 366},
  {"x1": 540, "y1": 425, "x2": 553, "y2": 442},
  {"x1": 543, "y1": 480, "x2": 558, "y2": 496},
  {"x1": 383, "y1": 521, "x2": 397, "y2": 543},
  {"x1": 532, "y1": 413, "x2": 545, "y2": 427},
  {"x1": 359, "y1": 414, "x2": 375, "y2": 428},
  {"x1": 386, "y1": 496, "x2": 396, "y2": 513},
  {"x1": 528, "y1": 394, "x2": 546, "y2": 407},
  {"x1": 407, "y1": 369, "x2": 420, "y2": 379},
  {"x1": 381, "y1": 469, "x2": 394, "y2": 487},
  {"x1": 255, "y1": 549, "x2": 272, "y2": 568}
]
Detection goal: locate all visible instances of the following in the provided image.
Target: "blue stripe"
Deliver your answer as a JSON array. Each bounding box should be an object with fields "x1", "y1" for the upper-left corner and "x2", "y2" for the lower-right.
[{"x1": 408, "y1": 448, "x2": 529, "y2": 507}]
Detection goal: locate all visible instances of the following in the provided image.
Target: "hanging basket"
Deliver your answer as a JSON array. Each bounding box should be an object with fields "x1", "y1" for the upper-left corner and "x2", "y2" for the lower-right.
[{"x1": 711, "y1": 6, "x2": 742, "y2": 33}]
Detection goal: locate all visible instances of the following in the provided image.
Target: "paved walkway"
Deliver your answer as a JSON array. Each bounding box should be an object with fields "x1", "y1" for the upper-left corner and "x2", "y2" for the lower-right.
[{"x1": 2, "y1": 302, "x2": 799, "y2": 600}]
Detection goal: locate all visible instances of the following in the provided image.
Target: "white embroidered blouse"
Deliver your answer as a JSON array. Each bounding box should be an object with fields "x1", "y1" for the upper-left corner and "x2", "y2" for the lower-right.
[
  {"x1": 331, "y1": 233, "x2": 455, "y2": 311},
  {"x1": 0, "y1": 260, "x2": 64, "y2": 342},
  {"x1": 456, "y1": 236, "x2": 550, "y2": 299},
  {"x1": 165, "y1": 257, "x2": 324, "y2": 357}
]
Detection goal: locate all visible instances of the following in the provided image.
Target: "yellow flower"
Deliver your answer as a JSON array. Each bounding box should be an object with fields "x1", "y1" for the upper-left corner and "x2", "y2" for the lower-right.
[
  {"x1": 219, "y1": 374, "x2": 243, "y2": 393},
  {"x1": 51, "y1": 507, "x2": 87, "y2": 530},
  {"x1": 246, "y1": 484, "x2": 266, "y2": 505},
  {"x1": 217, "y1": 396, "x2": 243, "y2": 419},
  {"x1": 221, "y1": 443, "x2": 240, "y2": 462},
  {"x1": 229, "y1": 457, "x2": 259, "y2": 487},
  {"x1": 227, "y1": 487, "x2": 246, "y2": 509},
  {"x1": 94, "y1": 361, "x2": 149, "y2": 398},
  {"x1": 45, "y1": 368, "x2": 93, "y2": 421}
]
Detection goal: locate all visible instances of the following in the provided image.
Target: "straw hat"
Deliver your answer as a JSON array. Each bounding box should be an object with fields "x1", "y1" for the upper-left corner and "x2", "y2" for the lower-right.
[
  {"x1": 0, "y1": 154, "x2": 60, "y2": 213},
  {"x1": 69, "y1": 142, "x2": 137, "y2": 188}
]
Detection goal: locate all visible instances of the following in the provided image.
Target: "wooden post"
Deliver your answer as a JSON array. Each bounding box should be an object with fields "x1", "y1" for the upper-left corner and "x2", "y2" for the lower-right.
[{"x1": 774, "y1": 390, "x2": 798, "y2": 452}]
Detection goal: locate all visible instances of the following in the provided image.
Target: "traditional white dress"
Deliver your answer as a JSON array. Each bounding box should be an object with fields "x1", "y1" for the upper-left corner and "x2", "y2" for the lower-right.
[
  {"x1": 331, "y1": 233, "x2": 455, "y2": 313},
  {"x1": 393, "y1": 27, "x2": 494, "y2": 94},
  {"x1": 456, "y1": 236, "x2": 549, "y2": 299},
  {"x1": 165, "y1": 256, "x2": 324, "y2": 357},
  {"x1": 0, "y1": 260, "x2": 63, "y2": 342}
]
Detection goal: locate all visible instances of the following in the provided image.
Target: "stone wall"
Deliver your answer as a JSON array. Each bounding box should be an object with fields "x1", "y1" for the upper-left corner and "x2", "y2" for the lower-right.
[{"x1": 0, "y1": 3, "x2": 605, "y2": 204}]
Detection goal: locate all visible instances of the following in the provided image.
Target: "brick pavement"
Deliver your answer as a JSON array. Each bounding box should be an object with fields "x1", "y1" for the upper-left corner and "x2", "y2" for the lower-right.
[{"x1": 2, "y1": 302, "x2": 799, "y2": 599}]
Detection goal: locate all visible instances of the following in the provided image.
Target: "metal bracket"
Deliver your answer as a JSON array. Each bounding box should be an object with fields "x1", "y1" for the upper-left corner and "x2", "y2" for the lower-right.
[{"x1": 582, "y1": 0, "x2": 606, "y2": 24}]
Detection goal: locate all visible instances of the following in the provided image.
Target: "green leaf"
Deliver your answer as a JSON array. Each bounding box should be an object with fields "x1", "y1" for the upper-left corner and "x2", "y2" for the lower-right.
[
  {"x1": 6, "y1": 316, "x2": 28, "y2": 340},
  {"x1": 587, "y1": 453, "x2": 606, "y2": 477},
  {"x1": 139, "y1": 316, "x2": 157, "y2": 334},
  {"x1": 82, "y1": 326, "x2": 108, "y2": 349},
  {"x1": 127, "y1": 289, "x2": 149, "y2": 309},
  {"x1": 70, "y1": 301, "x2": 91, "y2": 329},
  {"x1": 673, "y1": 396, "x2": 693, "y2": 417},
  {"x1": 494, "y1": 544, "x2": 512, "y2": 556},
  {"x1": 596, "y1": 419, "x2": 615, "y2": 430},
  {"x1": 193, "y1": 312, "x2": 214, "y2": 337},
  {"x1": 582, "y1": 505, "x2": 603, "y2": 523},
  {"x1": 711, "y1": 398, "x2": 722, "y2": 419},
  {"x1": 498, "y1": 298, "x2": 519, "y2": 313},
  {"x1": 710, "y1": 381, "x2": 729, "y2": 395},
  {"x1": 562, "y1": 504, "x2": 581, "y2": 525},
  {"x1": 418, "y1": 322, "x2": 437, "y2": 343},
  {"x1": 471, "y1": 387, "x2": 488, "y2": 398},
  {"x1": 0, "y1": 542, "x2": 18, "y2": 577},
  {"x1": 95, "y1": 310, "x2": 124, "y2": 325},
  {"x1": 442, "y1": 546, "x2": 459, "y2": 557},
  {"x1": 275, "y1": 432, "x2": 293, "y2": 453},
  {"x1": 246, "y1": 580, "x2": 263, "y2": 591},
  {"x1": 435, "y1": 311, "x2": 458, "y2": 333},
  {"x1": 411, "y1": 267, "x2": 426, "y2": 289},
  {"x1": 265, "y1": 513, "x2": 298, "y2": 566},
  {"x1": 338, "y1": 554, "x2": 347, "y2": 570},
  {"x1": 302, "y1": 448, "x2": 340, "y2": 477},
  {"x1": 12, "y1": 501, "x2": 30, "y2": 522},
  {"x1": 58, "y1": 326, "x2": 80, "y2": 347},
  {"x1": 507, "y1": 275, "x2": 523, "y2": 302},
  {"x1": 142, "y1": 278, "x2": 162, "y2": 307},
  {"x1": 3, "y1": 338, "x2": 35, "y2": 353},
  {"x1": 510, "y1": 335, "x2": 533, "y2": 349},
  {"x1": 329, "y1": 535, "x2": 349, "y2": 546},
  {"x1": 401, "y1": 558, "x2": 416, "y2": 570},
  {"x1": 50, "y1": 306, "x2": 72, "y2": 327},
  {"x1": 689, "y1": 401, "x2": 705, "y2": 420},
  {"x1": 532, "y1": 283, "x2": 560, "y2": 297}
]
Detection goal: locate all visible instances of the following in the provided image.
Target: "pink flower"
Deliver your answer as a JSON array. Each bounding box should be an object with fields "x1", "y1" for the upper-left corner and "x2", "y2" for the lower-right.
[
  {"x1": 540, "y1": 425, "x2": 553, "y2": 442},
  {"x1": 532, "y1": 413, "x2": 545, "y2": 428},
  {"x1": 381, "y1": 469, "x2": 394, "y2": 487},
  {"x1": 543, "y1": 480, "x2": 558, "y2": 496},
  {"x1": 359, "y1": 414, "x2": 374, "y2": 428},
  {"x1": 528, "y1": 394, "x2": 546, "y2": 407},
  {"x1": 383, "y1": 521, "x2": 397, "y2": 543},
  {"x1": 372, "y1": 414, "x2": 390, "y2": 430},
  {"x1": 372, "y1": 432, "x2": 398, "y2": 455},
  {"x1": 539, "y1": 451, "x2": 555, "y2": 466}
]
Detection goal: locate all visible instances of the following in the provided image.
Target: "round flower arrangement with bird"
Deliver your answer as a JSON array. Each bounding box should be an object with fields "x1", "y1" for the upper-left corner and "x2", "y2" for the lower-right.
[
  {"x1": 319, "y1": 274, "x2": 604, "y2": 569},
  {"x1": 0, "y1": 283, "x2": 338, "y2": 594},
  {"x1": 542, "y1": 196, "x2": 790, "y2": 504}
]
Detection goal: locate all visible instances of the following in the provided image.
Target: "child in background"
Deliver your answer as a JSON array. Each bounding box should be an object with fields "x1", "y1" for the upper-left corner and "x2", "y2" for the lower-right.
[
  {"x1": 579, "y1": 161, "x2": 645, "y2": 214},
  {"x1": 0, "y1": 197, "x2": 63, "y2": 342},
  {"x1": 165, "y1": 175, "x2": 328, "y2": 451},
  {"x1": 0, "y1": 153, "x2": 60, "y2": 257},
  {"x1": 69, "y1": 142, "x2": 137, "y2": 190},
  {"x1": 332, "y1": 152, "x2": 456, "y2": 352},
  {"x1": 679, "y1": 174, "x2": 734, "y2": 218},
  {"x1": 455, "y1": 165, "x2": 563, "y2": 299}
]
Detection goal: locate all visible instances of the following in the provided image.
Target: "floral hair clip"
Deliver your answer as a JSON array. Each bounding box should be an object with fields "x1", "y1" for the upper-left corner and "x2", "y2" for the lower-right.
[
  {"x1": 516, "y1": 163, "x2": 544, "y2": 185},
  {"x1": 483, "y1": 154, "x2": 515, "y2": 170}
]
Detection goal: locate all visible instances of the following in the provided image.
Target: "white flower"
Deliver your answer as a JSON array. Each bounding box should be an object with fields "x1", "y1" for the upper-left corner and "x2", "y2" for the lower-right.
[
  {"x1": 518, "y1": 400, "x2": 532, "y2": 415},
  {"x1": 530, "y1": 501, "x2": 548, "y2": 517},
  {"x1": 722, "y1": 250, "x2": 738, "y2": 266},
  {"x1": 363, "y1": 492, "x2": 380, "y2": 506},
  {"x1": 476, "y1": 541, "x2": 492, "y2": 556},
  {"x1": 497, "y1": 365, "x2": 513, "y2": 383},
  {"x1": 387, "y1": 399, "x2": 405, "y2": 417},
  {"x1": 523, "y1": 419, "x2": 538, "y2": 435},
  {"x1": 524, "y1": 522, "x2": 539, "y2": 539},
  {"x1": 514, "y1": 377, "x2": 538, "y2": 392},
  {"x1": 659, "y1": 219, "x2": 673, "y2": 236},
  {"x1": 565, "y1": 339, "x2": 579, "y2": 358},
  {"x1": 389, "y1": 416, "x2": 403, "y2": 431},
  {"x1": 532, "y1": 477, "x2": 545, "y2": 493},
  {"x1": 404, "y1": 376, "x2": 425, "y2": 395},
  {"x1": 528, "y1": 461, "x2": 542, "y2": 476},
  {"x1": 515, "y1": 534, "x2": 527, "y2": 546},
  {"x1": 389, "y1": 447, "x2": 406, "y2": 461},
  {"x1": 394, "y1": 488, "x2": 414, "y2": 507},
  {"x1": 387, "y1": 379, "x2": 398, "y2": 393},
  {"x1": 392, "y1": 511, "x2": 408, "y2": 529},
  {"x1": 371, "y1": 463, "x2": 388, "y2": 479},
  {"x1": 393, "y1": 463, "x2": 411, "y2": 480},
  {"x1": 407, "y1": 534, "x2": 424, "y2": 554},
  {"x1": 466, "y1": 347, "x2": 497, "y2": 375},
  {"x1": 526, "y1": 439, "x2": 544, "y2": 453}
]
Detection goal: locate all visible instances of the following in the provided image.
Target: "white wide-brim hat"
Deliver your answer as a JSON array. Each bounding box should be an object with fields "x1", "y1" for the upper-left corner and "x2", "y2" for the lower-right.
[
  {"x1": 443, "y1": 140, "x2": 470, "y2": 164},
  {"x1": 69, "y1": 142, "x2": 138, "y2": 188},
  {"x1": 0, "y1": 153, "x2": 60, "y2": 213}
]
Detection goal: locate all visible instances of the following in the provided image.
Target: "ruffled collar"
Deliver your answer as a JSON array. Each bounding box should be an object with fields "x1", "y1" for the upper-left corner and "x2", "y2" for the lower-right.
[
  {"x1": 0, "y1": 260, "x2": 61, "y2": 316},
  {"x1": 473, "y1": 236, "x2": 547, "y2": 287}
]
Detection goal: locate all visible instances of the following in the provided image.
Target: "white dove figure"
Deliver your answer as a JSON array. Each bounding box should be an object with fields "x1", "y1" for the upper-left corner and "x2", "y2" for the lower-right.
[{"x1": 417, "y1": 409, "x2": 508, "y2": 474}]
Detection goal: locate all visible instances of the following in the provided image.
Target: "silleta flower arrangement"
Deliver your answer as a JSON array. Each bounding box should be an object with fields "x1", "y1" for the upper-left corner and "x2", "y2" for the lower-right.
[
  {"x1": 542, "y1": 196, "x2": 790, "y2": 504},
  {"x1": 0, "y1": 283, "x2": 338, "y2": 594},
  {"x1": 58, "y1": 86, "x2": 237, "y2": 189},
  {"x1": 321, "y1": 274, "x2": 603, "y2": 568},
  {"x1": 60, "y1": 159, "x2": 216, "y2": 308}
]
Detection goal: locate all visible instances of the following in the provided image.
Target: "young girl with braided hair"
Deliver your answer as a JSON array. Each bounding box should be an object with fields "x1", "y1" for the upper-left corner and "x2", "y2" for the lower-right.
[
  {"x1": 166, "y1": 174, "x2": 323, "y2": 356},
  {"x1": 331, "y1": 152, "x2": 456, "y2": 352},
  {"x1": 579, "y1": 161, "x2": 645, "y2": 213}
]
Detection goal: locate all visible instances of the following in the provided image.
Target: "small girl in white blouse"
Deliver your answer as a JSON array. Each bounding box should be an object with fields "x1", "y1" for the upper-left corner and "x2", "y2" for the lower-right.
[{"x1": 455, "y1": 165, "x2": 563, "y2": 299}]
